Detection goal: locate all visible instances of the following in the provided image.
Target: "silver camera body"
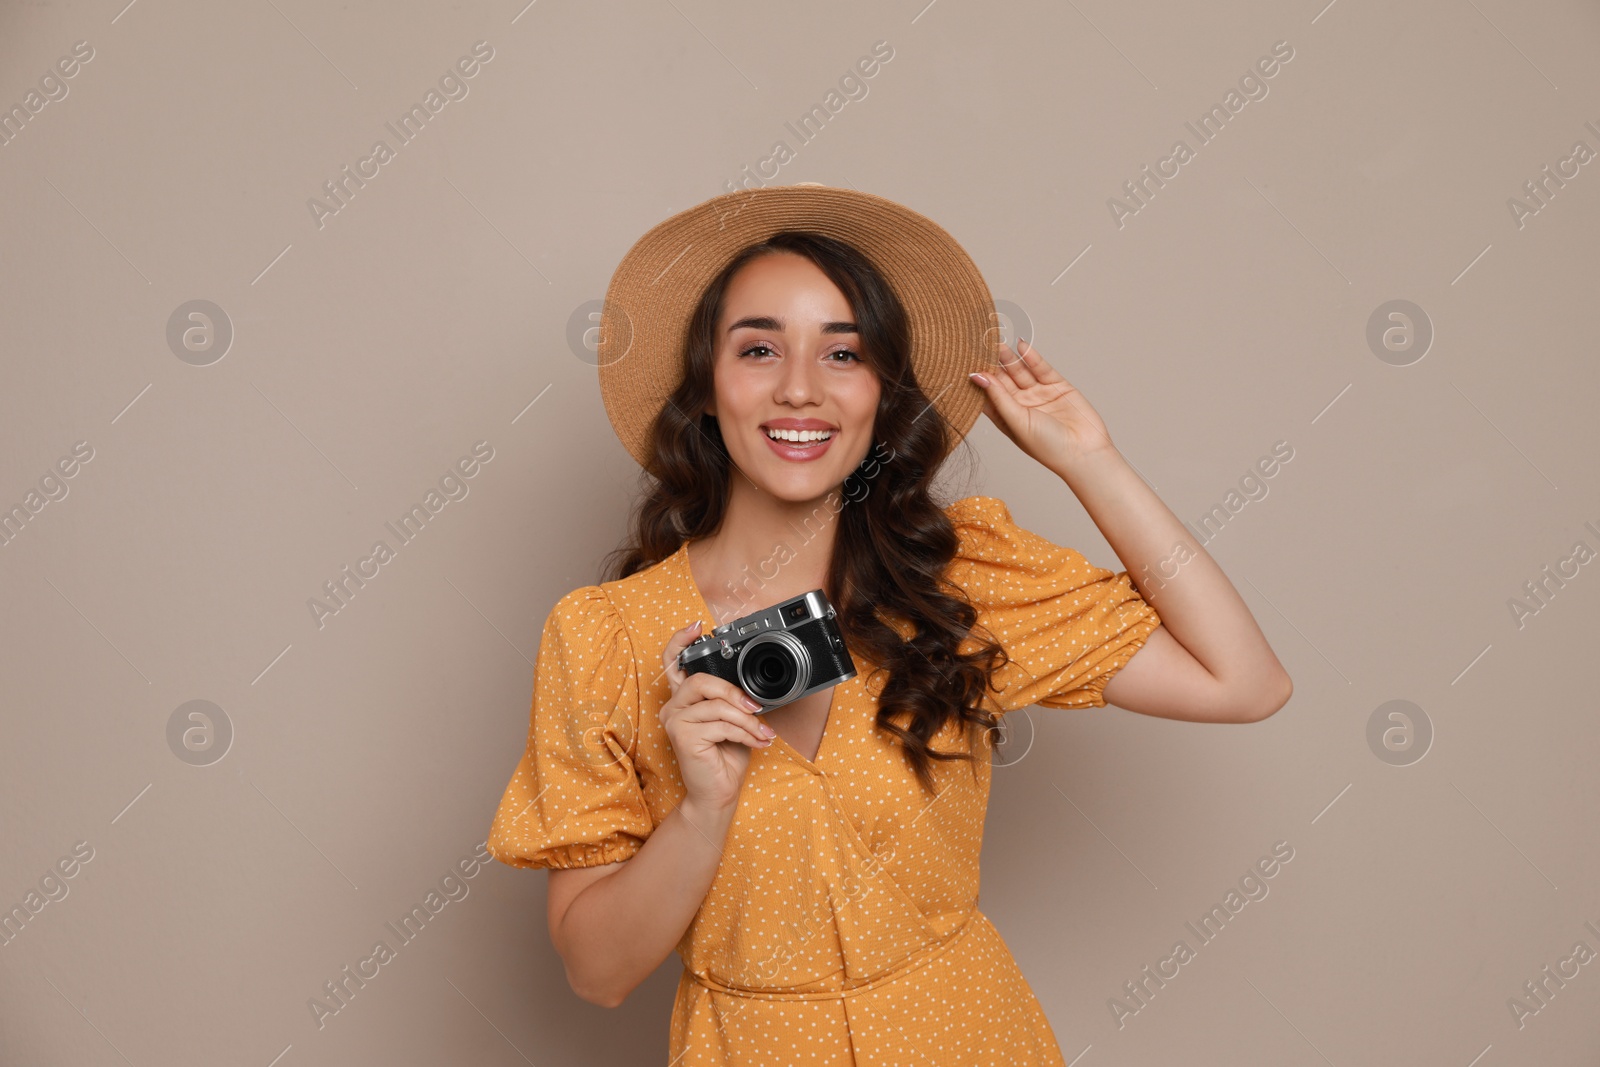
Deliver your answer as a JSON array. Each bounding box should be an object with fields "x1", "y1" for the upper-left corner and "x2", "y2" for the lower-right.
[{"x1": 678, "y1": 589, "x2": 856, "y2": 711}]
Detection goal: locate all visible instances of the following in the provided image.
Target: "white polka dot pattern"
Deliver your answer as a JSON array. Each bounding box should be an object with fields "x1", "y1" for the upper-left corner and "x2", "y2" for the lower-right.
[
  {"x1": 947, "y1": 495, "x2": 1162, "y2": 712},
  {"x1": 486, "y1": 495, "x2": 1162, "y2": 1064}
]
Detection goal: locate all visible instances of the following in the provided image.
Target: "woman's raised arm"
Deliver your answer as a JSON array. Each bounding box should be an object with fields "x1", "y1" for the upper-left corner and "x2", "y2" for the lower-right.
[{"x1": 969, "y1": 339, "x2": 1293, "y2": 723}]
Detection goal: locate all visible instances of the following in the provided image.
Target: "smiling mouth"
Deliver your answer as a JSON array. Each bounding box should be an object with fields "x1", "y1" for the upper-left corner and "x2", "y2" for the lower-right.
[
  {"x1": 763, "y1": 427, "x2": 835, "y2": 445},
  {"x1": 761, "y1": 426, "x2": 836, "y2": 461}
]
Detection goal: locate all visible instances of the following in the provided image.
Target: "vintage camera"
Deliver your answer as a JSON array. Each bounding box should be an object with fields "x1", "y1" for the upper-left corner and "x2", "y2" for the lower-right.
[{"x1": 678, "y1": 589, "x2": 855, "y2": 711}]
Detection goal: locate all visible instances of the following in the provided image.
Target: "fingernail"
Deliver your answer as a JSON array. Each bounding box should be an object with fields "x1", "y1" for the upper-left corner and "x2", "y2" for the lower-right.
[
  {"x1": 760, "y1": 723, "x2": 776, "y2": 737},
  {"x1": 743, "y1": 696, "x2": 762, "y2": 711},
  {"x1": 969, "y1": 372, "x2": 989, "y2": 386}
]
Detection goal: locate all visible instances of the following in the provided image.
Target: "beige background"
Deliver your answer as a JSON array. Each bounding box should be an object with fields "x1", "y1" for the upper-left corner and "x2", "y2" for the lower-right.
[{"x1": 2, "y1": 0, "x2": 1597, "y2": 1063}]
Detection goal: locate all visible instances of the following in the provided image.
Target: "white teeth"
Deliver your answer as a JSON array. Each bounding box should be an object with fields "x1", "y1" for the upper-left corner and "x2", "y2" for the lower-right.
[{"x1": 765, "y1": 428, "x2": 833, "y2": 443}]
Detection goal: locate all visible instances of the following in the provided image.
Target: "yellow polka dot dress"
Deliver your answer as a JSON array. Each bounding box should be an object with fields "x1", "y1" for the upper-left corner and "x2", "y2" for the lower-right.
[{"x1": 488, "y1": 496, "x2": 1162, "y2": 1065}]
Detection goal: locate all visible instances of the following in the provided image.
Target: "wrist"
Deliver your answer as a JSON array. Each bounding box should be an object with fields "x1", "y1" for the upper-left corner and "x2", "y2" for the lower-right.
[{"x1": 1048, "y1": 442, "x2": 1125, "y2": 484}]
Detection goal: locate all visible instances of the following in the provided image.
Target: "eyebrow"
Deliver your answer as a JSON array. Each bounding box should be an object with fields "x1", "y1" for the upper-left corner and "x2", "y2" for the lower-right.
[{"x1": 726, "y1": 315, "x2": 858, "y2": 335}]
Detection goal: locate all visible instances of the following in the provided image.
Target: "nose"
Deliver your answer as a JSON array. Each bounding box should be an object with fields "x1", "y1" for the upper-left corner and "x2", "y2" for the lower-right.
[{"x1": 773, "y1": 349, "x2": 823, "y2": 406}]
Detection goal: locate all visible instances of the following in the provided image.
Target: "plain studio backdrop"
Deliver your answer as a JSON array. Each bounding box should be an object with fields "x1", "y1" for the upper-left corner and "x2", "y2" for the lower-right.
[{"x1": 2, "y1": 0, "x2": 1597, "y2": 1064}]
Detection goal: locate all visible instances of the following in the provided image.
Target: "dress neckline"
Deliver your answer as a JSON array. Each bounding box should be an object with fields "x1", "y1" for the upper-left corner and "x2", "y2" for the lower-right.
[{"x1": 669, "y1": 539, "x2": 841, "y2": 768}]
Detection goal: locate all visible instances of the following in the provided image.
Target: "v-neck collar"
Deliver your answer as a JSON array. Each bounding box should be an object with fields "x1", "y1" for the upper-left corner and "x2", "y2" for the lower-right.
[{"x1": 669, "y1": 538, "x2": 842, "y2": 769}]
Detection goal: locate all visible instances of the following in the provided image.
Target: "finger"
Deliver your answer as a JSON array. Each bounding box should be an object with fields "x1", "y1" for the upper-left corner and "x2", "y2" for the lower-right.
[
  {"x1": 662, "y1": 619, "x2": 703, "y2": 687},
  {"x1": 701, "y1": 720, "x2": 773, "y2": 749},
  {"x1": 997, "y1": 339, "x2": 1040, "y2": 390},
  {"x1": 680, "y1": 696, "x2": 773, "y2": 746},
  {"x1": 971, "y1": 366, "x2": 1029, "y2": 427},
  {"x1": 1015, "y1": 337, "x2": 1068, "y2": 387},
  {"x1": 680, "y1": 669, "x2": 766, "y2": 713},
  {"x1": 972, "y1": 380, "x2": 1002, "y2": 426}
]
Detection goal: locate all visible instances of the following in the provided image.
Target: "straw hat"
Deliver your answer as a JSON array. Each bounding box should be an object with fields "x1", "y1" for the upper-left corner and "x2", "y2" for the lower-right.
[{"x1": 595, "y1": 182, "x2": 1001, "y2": 471}]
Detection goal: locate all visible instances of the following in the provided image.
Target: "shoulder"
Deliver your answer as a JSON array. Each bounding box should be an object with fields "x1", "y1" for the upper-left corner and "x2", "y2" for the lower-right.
[
  {"x1": 540, "y1": 584, "x2": 632, "y2": 666},
  {"x1": 546, "y1": 583, "x2": 621, "y2": 626},
  {"x1": 543, "y1": 549, "x2": 684, "y2": 659},
  {"x1": 941, "y1": 494, "x2": 1109, "y2": 607},
  {"x1": 944, "y1": 494, "x2": 1012, "y2": 527},
  {"x1": 530, "y1": 585, "x2": 648, "y2": 733},
  {"x1": 943, "y1": 494, "x2": 1035, "y2": 563},
  {"x1": 548, "y1": 551, "x2": 673, "y2": 626}
]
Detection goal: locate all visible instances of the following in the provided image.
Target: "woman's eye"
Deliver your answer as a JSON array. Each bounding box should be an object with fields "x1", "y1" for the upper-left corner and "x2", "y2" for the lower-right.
[{"x1": 736, "y1": 344, "x2": 860, "y2": 362}]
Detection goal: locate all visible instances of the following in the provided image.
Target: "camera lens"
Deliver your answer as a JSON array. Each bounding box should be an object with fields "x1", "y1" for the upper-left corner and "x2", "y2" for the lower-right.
[
  {"x1": 744, "y1": 643, "x2": 797, "y2": 699},
  {"x1": 736, "y1": 632, "x2": 809, "y2": 705}
]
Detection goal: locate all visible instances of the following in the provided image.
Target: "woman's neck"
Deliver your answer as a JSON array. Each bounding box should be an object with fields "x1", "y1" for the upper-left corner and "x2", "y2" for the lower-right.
[{"x1": 685, "y1": 481, "x2": 844, "y2": 625}]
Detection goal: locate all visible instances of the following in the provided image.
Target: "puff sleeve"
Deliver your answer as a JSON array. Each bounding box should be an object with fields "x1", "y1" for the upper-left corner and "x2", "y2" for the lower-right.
[
  {"x1": 945, "y1": 495, "x2": 1161, "y2": 714},
  {"x1": 487, "y1": 585, "x2": 654, "y2": 870}
]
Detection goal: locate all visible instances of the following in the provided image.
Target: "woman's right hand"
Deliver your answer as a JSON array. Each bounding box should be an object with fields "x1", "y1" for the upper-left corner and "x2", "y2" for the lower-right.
[{"x1": 660, "y1": 620, "x2": 775, "y2": 813}]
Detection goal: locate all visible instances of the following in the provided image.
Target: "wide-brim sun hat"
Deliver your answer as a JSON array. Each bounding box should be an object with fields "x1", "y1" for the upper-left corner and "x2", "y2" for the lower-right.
[{"x1": 595, "y1": 182, "x2": 1003, "y2": 471}]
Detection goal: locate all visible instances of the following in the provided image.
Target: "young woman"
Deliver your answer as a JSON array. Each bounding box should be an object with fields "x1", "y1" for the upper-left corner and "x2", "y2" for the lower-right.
[{"x1": 487, "y1": 185, "x2": 1292, "y2": 1065}]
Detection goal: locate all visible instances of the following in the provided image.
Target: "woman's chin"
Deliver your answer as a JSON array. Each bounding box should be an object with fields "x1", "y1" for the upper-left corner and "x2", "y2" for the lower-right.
[{"x1": 738, "y1": 463, "x2": 849, "y2": 504}]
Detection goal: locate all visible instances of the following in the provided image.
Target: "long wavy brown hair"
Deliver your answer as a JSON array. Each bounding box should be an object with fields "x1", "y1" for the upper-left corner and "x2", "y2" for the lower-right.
[{"x1": 600, "y1": 230, "x2": 1011, "y2": 793}]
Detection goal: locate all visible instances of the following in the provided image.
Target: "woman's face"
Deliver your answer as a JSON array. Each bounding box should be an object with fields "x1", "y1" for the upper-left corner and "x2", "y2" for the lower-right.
[{"x1": 705, "y1": 252, "x2": 882, "y2": 503}]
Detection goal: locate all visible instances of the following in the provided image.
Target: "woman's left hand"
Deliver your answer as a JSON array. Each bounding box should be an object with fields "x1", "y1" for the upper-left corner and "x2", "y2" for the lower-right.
[{"x1": 968, "y1": 338, "x2": 1116, "y2": 473}]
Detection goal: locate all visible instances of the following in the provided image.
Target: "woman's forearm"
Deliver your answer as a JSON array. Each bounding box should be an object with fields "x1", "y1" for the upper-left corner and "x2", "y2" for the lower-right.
[
  {"x1": 1051, "y1": 445, "x2": 1290, "y2": 702},
  {"x1": 554, "y1": 797, "x2": 734, "y2": 1007}
]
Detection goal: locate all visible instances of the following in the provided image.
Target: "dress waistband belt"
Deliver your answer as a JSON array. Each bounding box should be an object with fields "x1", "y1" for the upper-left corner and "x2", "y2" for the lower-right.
[{"x1": 687, "y1": 909, "x2": 978, "y2": 1002}]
